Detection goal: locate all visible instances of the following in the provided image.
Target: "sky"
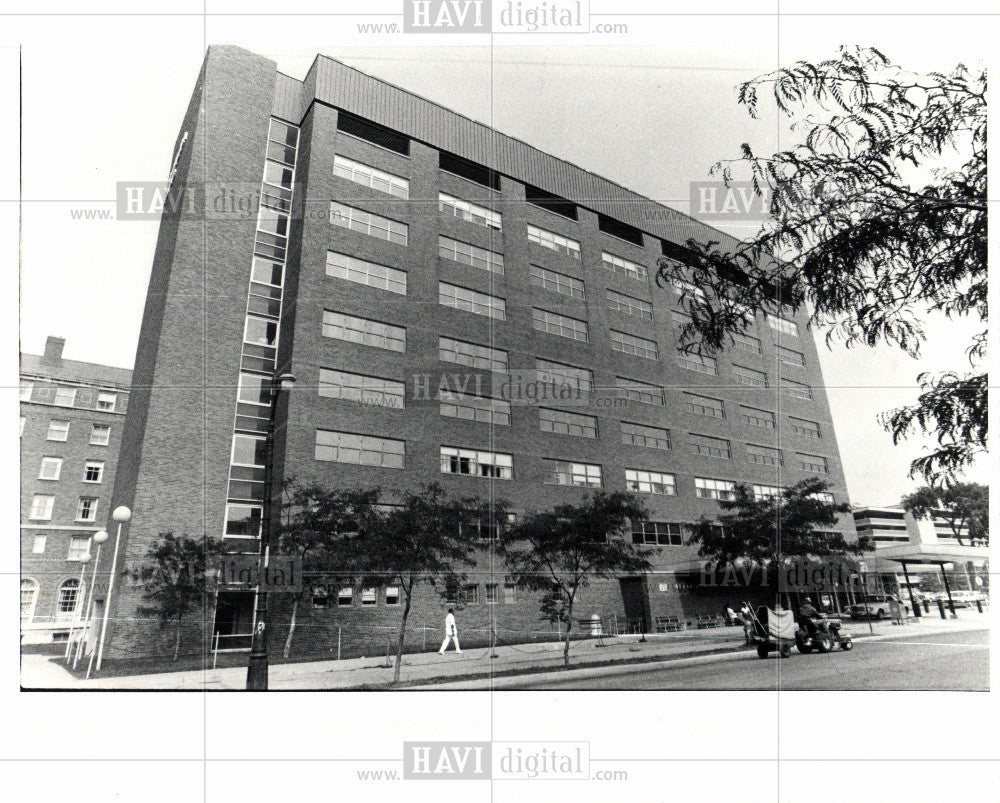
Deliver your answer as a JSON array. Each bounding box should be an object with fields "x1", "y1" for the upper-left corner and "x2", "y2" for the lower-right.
[{"x1": 9, "y1": 9, "x2": 994, "y2": 507}]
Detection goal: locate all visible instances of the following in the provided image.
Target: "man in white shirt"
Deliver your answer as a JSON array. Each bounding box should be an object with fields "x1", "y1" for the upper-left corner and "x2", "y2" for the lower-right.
[{"x1": 438, "y1": 608, "x2": 461, "y2": 654}]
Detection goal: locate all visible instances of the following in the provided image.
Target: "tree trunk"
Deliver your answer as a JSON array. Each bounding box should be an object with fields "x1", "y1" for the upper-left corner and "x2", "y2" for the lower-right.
[
  {"x1": 394, "y1": 591, "x2": 412, "y2": 684},
  {"x1": 173, "y1": 620, "x2": 182, "y2": 661},
  {"x1": 283, "y1": 597, "x2": 299, "y2": 659},
  {"x1": 562, "y1": 605, "x2": 573, "y2": 668}
]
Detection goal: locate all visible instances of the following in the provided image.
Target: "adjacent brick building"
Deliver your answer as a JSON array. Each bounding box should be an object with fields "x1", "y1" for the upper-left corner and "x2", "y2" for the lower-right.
[
  {"x1": 20, "y1": 336, "x2": 131, "y2": 645},
  {"x1": 101, "y1": 46, "x2": 857, "y2": 664}
]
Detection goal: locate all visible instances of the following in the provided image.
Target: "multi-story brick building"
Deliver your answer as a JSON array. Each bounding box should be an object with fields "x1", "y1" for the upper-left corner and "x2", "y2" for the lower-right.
[
  {"x1": 20, "y1": 336, "x2": 131, "y2": 645},
  {"x1": 101, "y1": 46, "x2": 857, "y2": 664}
]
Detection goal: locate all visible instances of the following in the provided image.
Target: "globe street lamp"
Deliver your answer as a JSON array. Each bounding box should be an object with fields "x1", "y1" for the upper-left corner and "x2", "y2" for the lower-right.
[
  {"x1": 94, "y1": 506, "x2": 131, "y2": 673},
  {"x1": 75, "y1": 530, "x2": 108, "y2": 669},
  {"x1": 64, "y1": 552, "x2": 92, "y2": 662},
  {"x1": 246, "y1": 372, "x2": 295, "y2": 691}
]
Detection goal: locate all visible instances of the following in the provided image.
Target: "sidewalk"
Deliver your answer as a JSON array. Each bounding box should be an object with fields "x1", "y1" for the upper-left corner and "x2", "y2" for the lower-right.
[{"x1": 20, "y1": 615, "x2": 990, "y2": 691}]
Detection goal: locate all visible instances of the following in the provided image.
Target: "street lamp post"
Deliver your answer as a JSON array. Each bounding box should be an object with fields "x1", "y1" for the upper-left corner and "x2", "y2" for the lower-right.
[
  {"x1": 64, "y1": 553, "x2": 92, "y2": 662},
  {"x1": 246, "y1": 372, "x2": 296, "y2": 691},
  {"x1": 94, "y1": 506, "x2": 132, "y2": 673},
  {"x1": 74, "y1": 530, "x2": 108, "y2": 669}
]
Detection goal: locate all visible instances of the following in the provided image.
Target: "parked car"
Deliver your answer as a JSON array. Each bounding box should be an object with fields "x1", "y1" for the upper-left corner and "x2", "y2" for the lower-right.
[
  {"x1": 943, "y1": 590, "x2": 986, "y2": 608},
  {"x1": 849, "y1": 595, "x2": 906, "y2": 620}
]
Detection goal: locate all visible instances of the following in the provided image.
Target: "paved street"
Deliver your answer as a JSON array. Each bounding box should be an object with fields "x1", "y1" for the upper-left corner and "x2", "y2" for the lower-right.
[{"x1": 499, "y1": 628, "x2": 990, "y2": 691}]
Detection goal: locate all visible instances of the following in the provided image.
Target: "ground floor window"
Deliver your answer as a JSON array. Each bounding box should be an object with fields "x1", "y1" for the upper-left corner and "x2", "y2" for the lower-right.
[
  {"x1": 56, "y1": 579, "x2": 81, "y2": 619},
  {"x1": 21, "y1": 579, "x2": 39, "y2": 621}
]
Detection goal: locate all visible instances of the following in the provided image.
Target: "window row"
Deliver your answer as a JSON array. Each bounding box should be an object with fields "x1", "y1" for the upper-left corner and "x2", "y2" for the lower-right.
[
  {"x1": 35, "y1": 458, "x2": 105, "y2": 483},
  {"x1": 27, "y1": 494, "x2": 100, "y2": 522},
  {"x1": 333, "y1": 154, "x2": 409, "y2": 198},
  {"x1": 20, "y1": 382, "x2": 120, "y2": 411},
  {"x1": 39, "y1": 420, "x2": 111, "y2": 445}
]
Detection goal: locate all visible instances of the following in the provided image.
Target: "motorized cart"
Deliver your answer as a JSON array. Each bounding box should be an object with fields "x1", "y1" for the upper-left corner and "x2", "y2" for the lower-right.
[{"x1": 748, "y1": 605, "x2": 797, "y2": 659}]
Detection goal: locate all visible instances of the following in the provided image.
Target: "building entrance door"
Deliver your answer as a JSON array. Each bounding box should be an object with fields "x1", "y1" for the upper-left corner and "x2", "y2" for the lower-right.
[
  {"x1": 618, "y1": 577, "x2": 650, "y2": 634},
  {"x1": 213, "y1": 591, "x2": 254, "y2": 651}
]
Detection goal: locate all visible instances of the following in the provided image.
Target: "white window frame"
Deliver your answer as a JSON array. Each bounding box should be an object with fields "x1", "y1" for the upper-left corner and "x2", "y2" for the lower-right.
[
  {"x1": 83, "y1": 460, "x2": 105, "y2": 483},
  {"x1": 20, "y1": 380, "x2": 33, "y2": 401},
  {"x1": 527, "y1": 224, "x2": 580, "y2": 258},
  {"x1": 322, "y1": 310, "x2": 406, "y2": 352},
  {"x1": 330, "y1": 201, "x2": 408, "y2": 245},
  {"x1": 695, "y1": 477, "x2": 736, "y2": 501},
  {"x1": 532, "y1": 308, "x2": 589, "y2": 342},
  {"x1": 232, "y1": 433, "x2": 266, "y2": 468},
  {"x1": 56, "y1": 580, "x2": 82, "y2": 619},
  {"x1": 21, "y1": 579, "x2": 39, "y2": 621},
  {"x1": 766, "y1": 313, "x2": 799, "y2": 336},
  {"x1": 333, "y1": 154, "x2": 409, "y2": 198},
  {"x1": 319, "y1": 368, "x2": 405, "y2": 410},
  {"x1": 67, "y1": 534, "x2": 92, "y2": 560},
  {"x1": 315, "y1": 430, "x2": 405, "y2": 469},
  {"x1": 601, "y1": 251, "x2": 648, "y2": 281},
  {"x1": 30, "y1": 495, "x2": 55, "y2": 520},
  {"x1": 439, "y1": 236, "x2": 504, "y2": 275},
  {"x1": 54, "y1": 387, "x2": 77, "y2": 407},
  {"x1": 96, "y1": 391, "x2": 118, "y2": 411},
  {"x1": 440, "y1": 337, "x2": 508, "y2": 372},
  {"x1": 440, "y1": 393, "x2": 511, "y2": 426},
  {"x1": 90, "y1": 424, "x2": 111, "y2": 445},
  {"x1": 543, "y1": 459, "x2": 602, "y2": 488},
  {"x1": 625, "y1": 469, "x2": 677, "y2": 496},
  {"x1": 753, "y1": 484, "x2": 784, "y2": 501},
  {"x1": 32, "y1": 535, "x2": 46, "y2": 554},
  {"x1": 621, "y1": 421, "x2": 670, "y2": 450},
  {"x1": 439, "y1": 446, "x2": 513, "y2": 479},
  {"x1": 536, "y1": 360, "x2": 593, "y2": 394},
  {"x1": 360, "y1": 587, "x2": 378, "y2": 606},
  {"x1": 606, "y1": 289, "x2": 653, "y2": 320},
  {"x1": 38, "y1": 457, "x2": 63, "y2": 481},
  {"x1": 438, "y1": 282, "x2": 506, "y2": 320},
  {"x1": 438, "y1": 192, "x2": 502, "y2": 230},
  {"x1": 530, "y1": 265, "x2": 585, "y2": 299},
  {"x1": 611, "y1": 330, "x2": 658, "y2": 360},
  {"x1": 76, "y1": 497, "x2": 99, "y2": 522},
  {"x1": 326, "y1": 251, "x2": 407, "y2": 295},
  {"x1": 689, "y1": 434, "x2": 732, "y2": 460},
  {"x1": 47, "y1": 420, "x2": 70, "y2": 441}
]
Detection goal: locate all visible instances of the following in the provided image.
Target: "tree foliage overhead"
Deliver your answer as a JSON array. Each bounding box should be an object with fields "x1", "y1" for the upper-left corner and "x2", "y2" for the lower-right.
[
  {"x1": 901, "y1": 481, "x2": 989, "y2": 546},
  {"x1": 503, "y1": 491, "x2": 652, "y2": 667},
  {"x1": 657, "y1": 46, "x2": 986, "y2": 482},
  {"x1": 689, "y1": 478, "x2": 871, "y2": 571}
]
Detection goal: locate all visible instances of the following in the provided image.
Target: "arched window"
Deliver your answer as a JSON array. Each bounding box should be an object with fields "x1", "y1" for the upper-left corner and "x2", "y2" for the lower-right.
[
  {"x1": 56, "y1": 579, "x2": 81, "y2": 619},
  {"x1": 20, "y1": 579, "x2": 39, "y2": 622}
]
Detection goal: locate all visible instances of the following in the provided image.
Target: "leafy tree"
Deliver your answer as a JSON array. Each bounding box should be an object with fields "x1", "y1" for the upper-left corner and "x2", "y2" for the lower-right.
[
  {"x1": 901, "y1": 482, "x2": 988, "y2": 546},
  {"x1": 276, "y1": 484, "x2": 381, "y2": 658},
  {"x1": 351, "y1": 483, "x2": 506, "y2": 684},
  {"x1": 128, "y1": 533, "x2": 223, "y2": 660},
  {"x1": 688, "y1": 479, "x2": 871, "y2": 609},
  {"x1": 502, "y1": 491, "x2": 652, "y2": 668},
  {"x1": 657, "y1": 46, "x2": 986, "y2": 482}
]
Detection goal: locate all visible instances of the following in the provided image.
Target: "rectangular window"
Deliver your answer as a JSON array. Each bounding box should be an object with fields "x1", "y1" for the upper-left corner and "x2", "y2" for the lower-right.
[
  {"x1": 538, "y1": 407, "x2": 598, "y2": 438},
  {"x1": 601, "y1": 251, "x2": 648, "y2": 281},
  {"x1": 797, "y1": 453, "x2": 829, "y2": 474},
  {"x1": 733, "y1": 364, "x2": 768, "y2": 387},
  {"x1": 337, "y1": 587, "x2": 354, "y2": 607},
  {"x1": 621, "y1": 421, "x2": 670, "y2": 451},
  {"x1": 330, "y1": 201, "x2": 408, "y2": 245},
  {"x1": 439, "y1": 236, "x2": 504, "y2": 275},
  {"x1": 67, "y1": 535, "x2": 91, "y2": 560},
  {"x1": 766, "y1": 313, "x2": 799, "y2": 336},
  {"x1": 360, "y1": 587, "x2": 378, "y2": 606},
  {"x1": 30, "y1": 495, "x2": 55, "y2": 520},
  {"x1": 440, "y1": 447, "x2": 513, "y2": 479},
  {"x1": 316, "y1": 430, "x2": 405, "y2": 469},
  {"x1": 753, "y1": 484, "x2": 783, "y2": 501},
  {"x1": 97, "y1": 391, "x2": 118, "y2": 411},
  {"x1": 38, "y1": 457, "x2": 63, "y2": 481},
  {"x1": 544, "y1": 460, "x2": 602, "y2": 488},
  {"x1": 311, "y1": 586, "x2": 329, "y2": 609},
  {"x1": 333, "y1": 154, "x2": 409, "y2": 198},
  {"x1": 747, "y1": 444, "x2": 783, "y2": 466},
  {"x1": 677, "y1": 349, "x2": 718, "y2": 375},
  {"x1": 32, "y1": 535, "x2": 46, "y2": 554},
  {"x1": 536, "y1": 360, "x2": 593, "y2": 394},
  {"x1": 252, "y1": 256, "x2": 284, "y2": 287},
  {"x1": 319, "y1": 368, "x2": 405, "y2": 410},
  {"x1": 83, "y1": 461, "x2": 105, "y2": 483},
  {"x1": 54, "y1": 387, "x2": 77, "y2": 407},
  {"x1": 685, "y1": 393, "x2": 725, "y2": 419},
  {"x1": 732, "y1": 331, "x2": 762, "y2": 355},
  {"x1": 616, "y1": 377, "x2": 663, "y2": 406},
  {"x1": 606, "y1": 289, "x2": 653, "y2": 320},
  {"x1": 462, "y1": 585, "x2": 481, "y2": 605},
  {"x1": 527, "y1": 224, "x2": 580, "y2": 258},
  {"x1": 47, "y1": 420, "x2": 70, "y2": 441},
  {"x1": 532, "y1": 308, "x2": 588, "y2": 342},
  {"x1": 484, "y1": 584, "x2": 499, "y2": 604},
  {"x1": 740, "y1": 406, "x2": 775, "y2": 429},
  {"x1": 238, "y1": 373, "x2": 270, "y2": 406},
  {"x1": 384, "y1": 586, "x2": 400, "y2": 606},
  {"x1": 440, "y1": 393, "x2": 511, "y2": 426},
  {"x1": 439, "y1": 282, "x2": 506, "y2": 320},
  {"x1": 76, "y1": 497, "x2": 98, "y2": 522},
  {"x1": 530, "y1": 265, "x2": 585, "y2": 299},
  {"x1": 810, "y1": 492, "x2": 835, "y2": 504},
  {"x1": 503, "y1": 582, "x2": 518, "y2": 604},
  {"x1": 776, "y1": 345, "x2": 806, "y2": 367},
  {"x1": 439, "y1": 337, "x2": 508, "y2": 372},
  {"x1": 20, "y1": 380, "x2": 33, "y2": 401},
  {"x1": 232, "y1": 433, "x2": 267, "y2": 467},
  {"x1": 611, "y1": 330, "x2": 658, "y2": 360},
  {"x1": 782, "y1": 379, "x2": 813, "y2": 400},
  {"x1": 438, "y1": 192, "x2": 502, "y2": 230},
  {"x1": 20, "y1": 416, "x2": 25, "y2": 436},
  {"x1": 689, "y1": 434, "x2": 731, "y2": 459},
  {"x1": 326, "y1": 251, "x2": 406, "y2": 295},
  {"x1": 695, "y1": 477, "x2": 736, "y2": 501},
  {"x1": 625, "y1": 469, "x2": 676, "y2": 496},
  {"x1": 224, "y1": 503, "x2": 262, "y2": 538},
  {"x1": 670, "y1": 277, "x2": 706, "y2": 302},
  {"x1": 90, "y1": 424, "x2": 111, "y2": 445},
  {"x1": 790, "y1": 417, "x2": 821, "y2": 438},
  {"x1": 632, "y1": 521, "x2": 684, "y2": 546},
  {"x1": 244, "y1": 315, "x2": 278, "y2": 348},
  {"x1": 322, "y1": 310, "x2": 406, "y2": 352}
]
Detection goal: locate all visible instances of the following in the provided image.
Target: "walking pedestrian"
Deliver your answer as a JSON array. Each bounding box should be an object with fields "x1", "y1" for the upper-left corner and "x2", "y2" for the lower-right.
[{"x1": 438, "y1": 607, "x2": 461, "y2": 654}]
